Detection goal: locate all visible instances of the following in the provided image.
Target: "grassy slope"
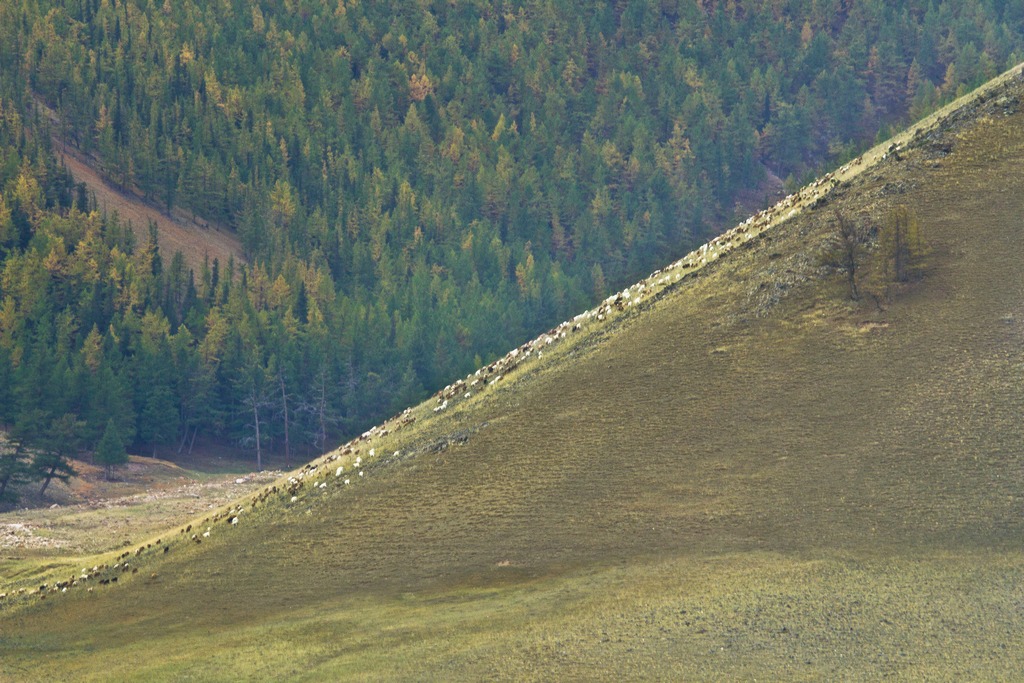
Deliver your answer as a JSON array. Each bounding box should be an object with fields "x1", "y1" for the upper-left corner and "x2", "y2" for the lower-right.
[{"x1": 3, "y1": 70, "x2": 1024, "y2": 680}]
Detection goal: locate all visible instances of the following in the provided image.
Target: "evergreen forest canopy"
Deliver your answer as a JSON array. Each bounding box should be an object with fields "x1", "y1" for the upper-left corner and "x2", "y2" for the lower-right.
[{"x1": 1, "y1": 0, "x2": 1023, "y2": 494}]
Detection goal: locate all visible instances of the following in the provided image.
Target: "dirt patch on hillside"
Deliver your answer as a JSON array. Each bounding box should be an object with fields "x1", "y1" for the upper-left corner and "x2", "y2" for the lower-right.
[
  {"x1": 56, "y1": 146, "x2": 245, "y2": 272},
  {"x1": 35, "y1": 96, "x2": 245, "y2": 272}
]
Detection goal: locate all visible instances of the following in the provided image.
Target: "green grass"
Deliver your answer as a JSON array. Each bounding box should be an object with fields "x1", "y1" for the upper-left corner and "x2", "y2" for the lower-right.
[
  {"x1": 6, "y1": 551, "x2": 1024, "y2": 681},
  {"x1": 4, "y1": 69, "x2": 1024, "y2": 680}
]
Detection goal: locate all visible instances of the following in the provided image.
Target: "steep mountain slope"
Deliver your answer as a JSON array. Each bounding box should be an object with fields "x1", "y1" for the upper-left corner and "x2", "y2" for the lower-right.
[
  {"x1": 7, "y1": 0, "x2": 1024, "y2": 462},
  {"x1": 3, "y1": 68, "x2": 1024, "y2": 680}
]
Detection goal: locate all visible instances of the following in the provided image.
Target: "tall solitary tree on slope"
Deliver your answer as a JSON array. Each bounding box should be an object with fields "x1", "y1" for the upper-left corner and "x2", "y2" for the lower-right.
[{"x1": 95, "y1": 418, "x2": 129, "y2": 481}]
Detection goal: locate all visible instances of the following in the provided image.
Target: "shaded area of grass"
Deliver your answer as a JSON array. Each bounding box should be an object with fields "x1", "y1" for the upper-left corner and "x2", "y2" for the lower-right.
[
  {"x1": 5, "y1": 552, "x2": 1024, "y2": 681},
  {"x1": 3, "y1": 73, "x2": 1024, "y2": 680}
]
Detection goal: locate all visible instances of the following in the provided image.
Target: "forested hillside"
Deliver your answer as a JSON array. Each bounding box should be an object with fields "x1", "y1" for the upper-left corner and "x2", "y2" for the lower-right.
[{"x1": 2, "y1": 0, "x2": 1023, "y2": 485}]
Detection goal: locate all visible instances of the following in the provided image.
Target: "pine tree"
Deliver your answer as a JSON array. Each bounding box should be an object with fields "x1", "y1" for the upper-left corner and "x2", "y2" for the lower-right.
[
  {"x1": 0, "y1": 436, "x2": 34, "y2": 505},
  {"x1": 33, "y1": 413, "x2": 82, "y2": 496},
  {"x1": 134, "y1": 312, "x2": 180, "y2": 456},
  {"x1": 95, "y1": 418, "x2": 129, "y2": 481}
]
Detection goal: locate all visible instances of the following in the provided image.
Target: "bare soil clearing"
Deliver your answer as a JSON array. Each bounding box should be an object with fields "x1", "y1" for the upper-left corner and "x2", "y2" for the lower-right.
[
  {"x1": 35, "y1": 95, "x2": 244, "y2": 272},
  {"x1": 56, "y1": 144, "x2": 245, "y2": 271}
]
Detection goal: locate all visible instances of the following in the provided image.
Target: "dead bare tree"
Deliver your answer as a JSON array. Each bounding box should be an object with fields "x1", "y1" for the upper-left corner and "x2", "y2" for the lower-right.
[
  {"x1": 821, "y1": 209, "x2": 868, "y2": 300},
  {"x1": 238, "y1": 366, "x2": 274, "y2": 472},
  {"x1": 278, "y1": 371, "x2": 291, "y2": 468}
]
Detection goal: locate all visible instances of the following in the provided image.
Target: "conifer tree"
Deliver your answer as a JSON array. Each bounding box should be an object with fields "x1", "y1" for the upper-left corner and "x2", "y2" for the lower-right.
[
  {"x1": 32, "y1": 413, "x2": 82, "y2": 496},
  {"x1": 95, "y1": 418, "x2": 129, "y2": 481},
  {"x1": 0, "y1": 436, "x2": 34, "y2": 504}
]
